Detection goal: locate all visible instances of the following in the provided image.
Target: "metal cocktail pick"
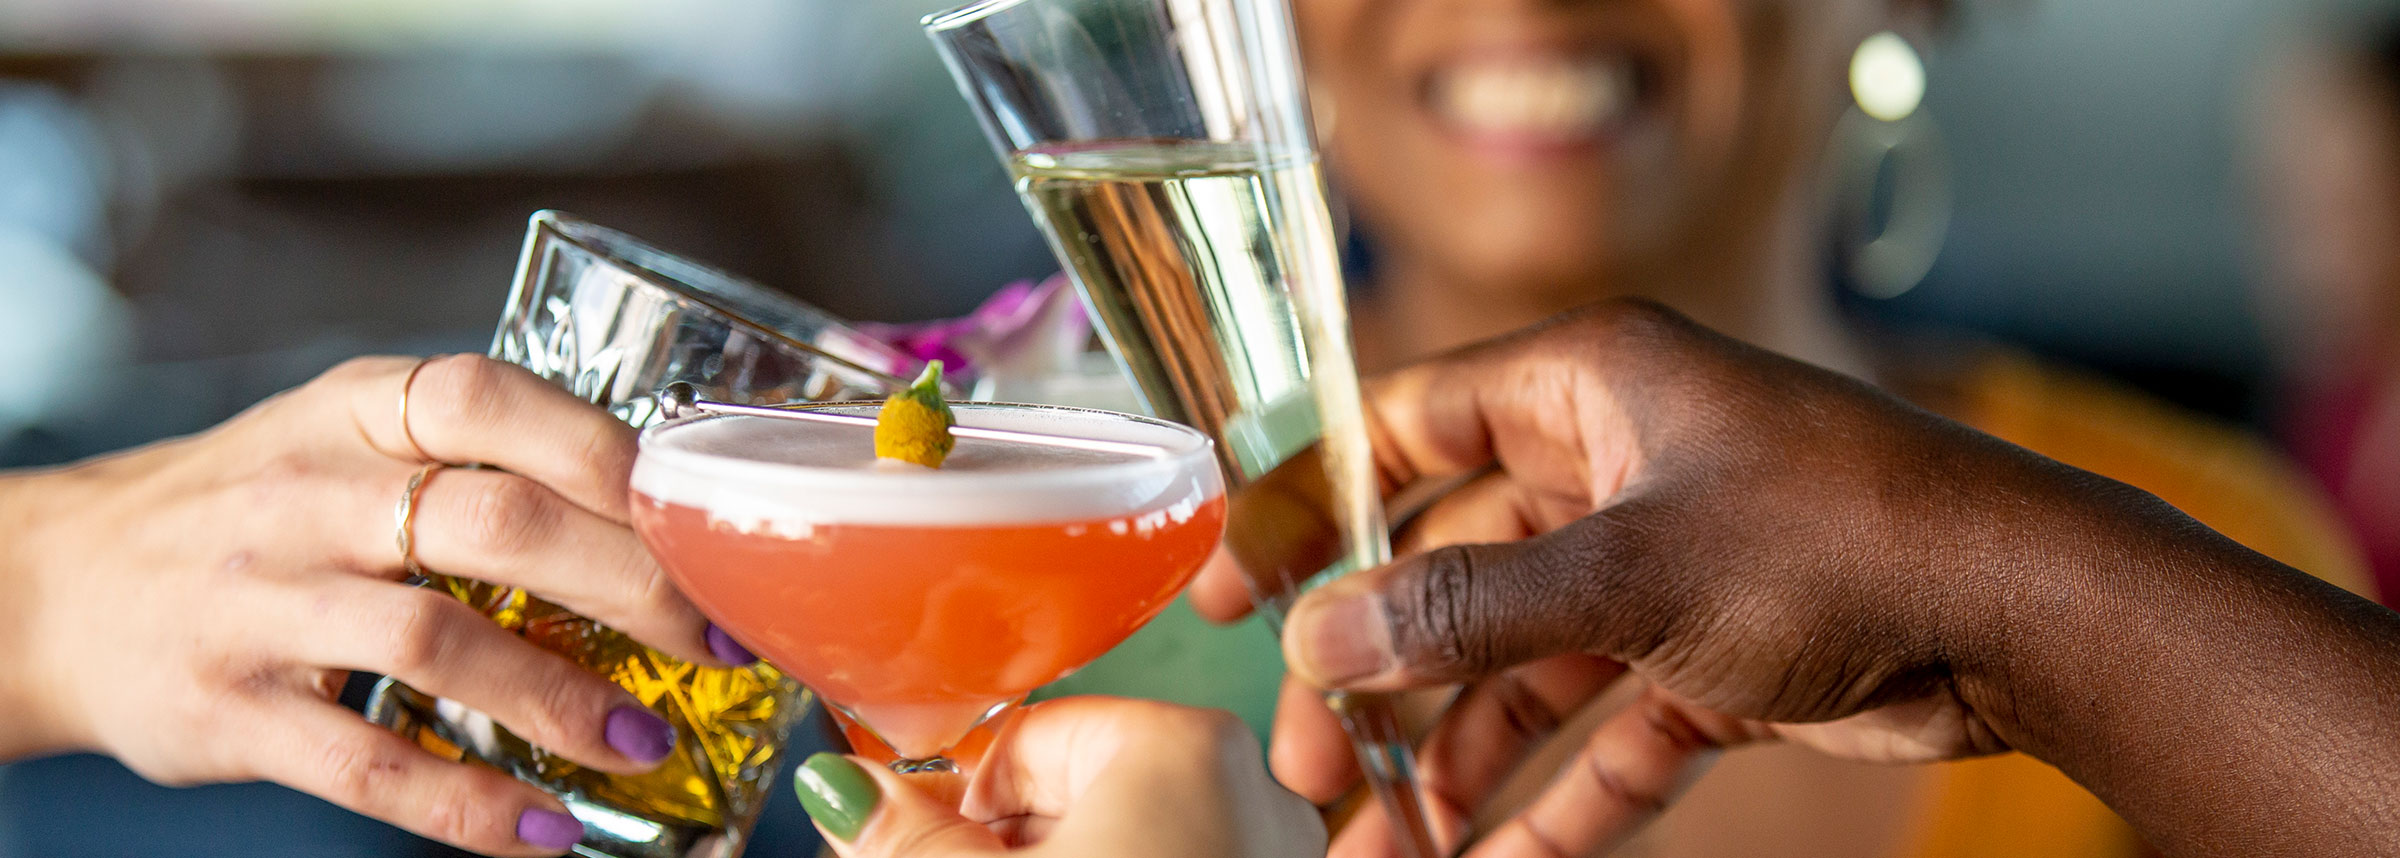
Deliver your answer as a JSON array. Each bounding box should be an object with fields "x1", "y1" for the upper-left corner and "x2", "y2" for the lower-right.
[{"x1": 657, "y1": 381, "x2": 1169, "y2": 458}]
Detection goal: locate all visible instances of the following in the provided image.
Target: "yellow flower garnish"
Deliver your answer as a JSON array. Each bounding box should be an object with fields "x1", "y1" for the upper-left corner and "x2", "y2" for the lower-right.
[{"x1": 874, "y1": 361, "x2": 956, "y2": 468}]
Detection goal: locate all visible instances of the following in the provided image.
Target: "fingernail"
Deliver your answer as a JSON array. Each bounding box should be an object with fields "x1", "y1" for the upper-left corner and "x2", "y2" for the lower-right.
[
  {"x1": 706, "y1": 623, "x2": 758, "y2": 666},
  {"x1": 794, "y1": 752, "x2": 880, "y2": 843},
  {"x1": 1290, "y1": 589, "x2": 1396, "y2": 686},
  {"x1": 604, "y1": 705, "x2": 676, "y2": 765},
  {"x1": 516, "y1": 808, "x2": 584, "y2": 851}
]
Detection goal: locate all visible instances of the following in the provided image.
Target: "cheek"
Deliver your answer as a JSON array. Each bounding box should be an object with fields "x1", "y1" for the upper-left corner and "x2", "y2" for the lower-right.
[
  {"x1": 1293, "y1": 0, "x2": 1370, "y2": 79},
  {"x1": 1663, "y1": 0, "x2": 1751, "y2": 177},
  {"x1": 1659, "y1": 0, "x2": 1860, "y2": 233}
]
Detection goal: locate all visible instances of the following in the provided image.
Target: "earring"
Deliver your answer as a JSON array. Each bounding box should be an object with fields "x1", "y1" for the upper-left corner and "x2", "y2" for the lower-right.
[
  {"x1": 1830, "y1": 31, "x2": 1950, "y2": 299},
  {"x1": 1851, "y1": 31, "x2": 1926, "y2": 121}
]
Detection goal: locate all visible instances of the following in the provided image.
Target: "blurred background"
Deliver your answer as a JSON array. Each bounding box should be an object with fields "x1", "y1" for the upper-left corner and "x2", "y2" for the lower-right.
[{"x1": 1, "y1": 0, "x2": 2395, "y2": 855}]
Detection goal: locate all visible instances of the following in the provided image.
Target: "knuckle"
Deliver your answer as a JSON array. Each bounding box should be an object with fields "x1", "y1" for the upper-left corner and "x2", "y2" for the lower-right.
[
  {"x1": 1186, "y1": 704, "x2": 1251, "y2": 746},
  {"x1": 419, "y1": 354, "x2": 518, "y2": 429},
  {"x1": 213, "y1": 655, "x2": 290, "y2": 704},
  {"x1": 1396, "y1": 545, "x2": 1489, "y2": 674},
  {"x1": 573, "y1": 420, "x2": 640, "y2": 478},
  {"x1": 1577, "y1": 741, "x2": 1670, "y2": 816},
  {"x1": 455, "y1": 475, "x2": 558, "y2": 556},
  {"x1": 517, "y1": 664, "x2": 607, "y2": 751},
  {"x1": 237, "y1": 451, "x2": 331, "y2": 511},
  {"x1": 379, "y1": 590, "x2": 468, "y2": 674},
  {"x1": 420, "y1": 793, "x2": 471, "y2": 847},
  {"x1": 1149, "y1": 702, "x2": 1252, "y2": 756},
  {"x1": 1185, "y1": 707, "x2": 1265, "y2": 777},
  {"x1": 610, "y1": 545, "x2": 683, "y2": 622},
  {"x1": 311, "y1": 734, "x2": 413, "y2": 808},
  {"x1": 1575, "y1": 298, "x2": 1689, "y2": 347},
  {"x1": 420, "y1": 777, "x2": 512, "y2": 848}
]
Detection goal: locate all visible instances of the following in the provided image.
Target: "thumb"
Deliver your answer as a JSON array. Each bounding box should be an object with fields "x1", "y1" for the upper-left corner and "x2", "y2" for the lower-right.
[
  {"x1": 796, "y1": 753, "x2": 1006, "y2": 858},
  {"x1": 1283, "y1": 513, "x2": 1643, "y2": 691}
]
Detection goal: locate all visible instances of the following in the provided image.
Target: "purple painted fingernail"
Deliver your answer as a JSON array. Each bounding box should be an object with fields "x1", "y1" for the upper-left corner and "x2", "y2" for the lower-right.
[
  {"x1": 706, "y1": 623, "x2": 758, "y2": 666},
  {"x1": 604, "y1": 705, "x2": 675, "y2": 765},
  {"x1": 516, "y1": 808, "x2": 583, "y2": 851}
]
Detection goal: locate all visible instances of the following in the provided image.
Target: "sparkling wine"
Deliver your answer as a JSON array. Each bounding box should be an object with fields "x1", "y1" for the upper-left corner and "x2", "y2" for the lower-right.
[
  {"x1": 1012, "y1": 140, "x2": 1390, "y2": 599},
  {"x1": 1014, "y1": 140, "x2": 1444, "y2": 854}
]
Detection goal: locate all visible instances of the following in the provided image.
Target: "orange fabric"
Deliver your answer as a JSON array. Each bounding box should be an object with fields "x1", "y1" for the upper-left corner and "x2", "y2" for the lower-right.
[{"x1": 1899, "y1": 352, "x2": 2371, "y2": 858}]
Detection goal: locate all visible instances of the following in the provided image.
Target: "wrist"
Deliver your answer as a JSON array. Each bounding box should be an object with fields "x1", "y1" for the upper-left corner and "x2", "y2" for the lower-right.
[
  {"x1": 0, "y1": 468, "x2": 90, "y2": 759},
  {"x1": 1940, "y1": 460, "x2": 2400, "y2": 855},
  {"x1": 1942, "y1": 465, "x2": 2194, "y2": 759}
]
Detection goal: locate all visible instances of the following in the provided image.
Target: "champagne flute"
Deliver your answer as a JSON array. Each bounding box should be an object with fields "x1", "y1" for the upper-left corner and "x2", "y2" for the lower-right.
[{"x1": 924, "y1": 1, "x2": 1444, "y2": 854}]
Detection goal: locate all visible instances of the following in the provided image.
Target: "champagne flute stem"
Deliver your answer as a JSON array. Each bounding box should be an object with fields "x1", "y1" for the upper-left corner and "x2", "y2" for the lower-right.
[
  {"x1": 889, "y1": 757, "x2": 960, "y2": 775},
  {"x1": 1330, "y1": 691, "x2": 1445, "y2": 858}
]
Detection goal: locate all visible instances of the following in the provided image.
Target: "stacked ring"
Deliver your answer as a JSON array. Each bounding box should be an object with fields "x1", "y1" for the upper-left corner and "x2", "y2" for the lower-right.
[
  {"x1": 394, "y1": 462, "x2": 446, "y2": 584},
  {"x1": 397, "y1": 356, "x2": 439, "y2": 464}
]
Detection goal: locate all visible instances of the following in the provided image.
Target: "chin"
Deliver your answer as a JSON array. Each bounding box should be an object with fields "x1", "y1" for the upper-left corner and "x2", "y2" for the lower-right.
[{"x1": 1436, "y1": 233, "x2": 1620, "y2": 300}]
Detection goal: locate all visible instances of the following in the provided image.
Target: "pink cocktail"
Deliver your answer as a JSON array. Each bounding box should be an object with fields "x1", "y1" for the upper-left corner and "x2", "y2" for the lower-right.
[{"x1": 630, "y1": 403, "x2": 1224, "y2": 771}]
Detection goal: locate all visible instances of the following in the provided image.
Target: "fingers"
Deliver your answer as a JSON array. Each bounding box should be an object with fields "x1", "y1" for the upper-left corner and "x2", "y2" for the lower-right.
[
  {"x1": 1189, "y1": 547, "x2": 1260, "y2": 624},
  {"x1": 392, "y1": 465, "x2": 720, "y2": 665},
  {"x1": 805, "y1": 754, "x2": 1008, "y2": 858},
  {"x1": 1314, "y1": 658, "x2": 1619, "y2": 858},
  {"x1": 965, "y1": 697, "x2": 1234, "y2": 821},
  {"x1": 1212, "y1": 444, "x2": 1357, "y2": 612},
  {"x1": 1415, "y1": 655, "x2": 1624, "y2": 824},
  {"x1": 1201, "y1": 303, "x2": 1678, "y2": 628},
  {"x1": 294, "y1": 579, "x2": 679, "y2": 776},
  {"x1": 811, "y1": 699, "x2": 1304, "y2": 857},
  {"x1": 1391, "y1": 472, "x2": 1543, "y2": 557},
  {"x1": 1327, "y1": 801, "x2": 1410, "y2": 858},
  {"x1": 973, "y1": 698, "x2": 1323, "y2": 857},
  {"x1": 1359, "y1": 310, "x2": 1648, "y2": 511},
  {"x1": 346, "y1": 354, "x2": 640, "y2": 523},
  {"x1": 1463, "y1": 686, "x2": 1762, "y2": 858},
  {"x1": 1269, "y1": 674, "x2": 1360, "y2": 803},
  {"x1": 1283, "y1": 511, "x2": 1650, "y2": 691},
  {"x1": 1360, "y1": 354, "x2": 1502, "y2": 490},
  {"x1": 252, "y1": 699, "x2": 587, "y2": 857}
]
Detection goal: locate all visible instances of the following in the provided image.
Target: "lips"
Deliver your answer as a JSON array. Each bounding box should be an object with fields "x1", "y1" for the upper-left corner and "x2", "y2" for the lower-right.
[{"x1": 1425, "y1": 54, "x2": 1642, "y2": 150}]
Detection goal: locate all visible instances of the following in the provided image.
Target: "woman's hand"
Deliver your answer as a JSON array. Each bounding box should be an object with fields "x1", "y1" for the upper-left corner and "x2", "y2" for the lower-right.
[
  {"x1": 1193, "y1": 301, "x2": 2400, "y2": 858},
  {"x1": 797, "y1": 697, "x2": 1324, "y2": 858},
  {"x1": 0, "y1": 354, "x2": 746, "y2": 856}
]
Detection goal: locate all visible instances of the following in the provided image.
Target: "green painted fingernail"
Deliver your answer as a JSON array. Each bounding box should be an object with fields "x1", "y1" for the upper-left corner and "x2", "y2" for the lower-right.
[{"x1": 794, "y1": 752, "x2": 879, "y2": 842}]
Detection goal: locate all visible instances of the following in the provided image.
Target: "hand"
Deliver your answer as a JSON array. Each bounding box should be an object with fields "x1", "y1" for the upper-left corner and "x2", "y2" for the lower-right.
[
  {"x1": 0, "y1": 355, "x2": 746, "y2": 856},
  {"x1": 1190, "y1": 301, "x2": 2159, "y2": 856},
  {"x1": 796, "y1": 698, "x2": 1324, "y2": 858}
]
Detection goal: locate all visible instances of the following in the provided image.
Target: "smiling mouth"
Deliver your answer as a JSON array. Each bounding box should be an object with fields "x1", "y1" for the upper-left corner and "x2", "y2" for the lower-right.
[{"x1": 1424, "y1": 53, "x2": 1650, "y2": 155}]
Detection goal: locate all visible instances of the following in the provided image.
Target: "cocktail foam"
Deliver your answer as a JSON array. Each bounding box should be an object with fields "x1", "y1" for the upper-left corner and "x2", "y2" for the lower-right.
[{"x1": 632, "y1": 404, "x2": 1221, "y2": 527}]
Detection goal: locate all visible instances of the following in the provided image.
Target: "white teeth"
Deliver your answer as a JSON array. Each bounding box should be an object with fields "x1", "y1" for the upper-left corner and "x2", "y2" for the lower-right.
[{"x1": 1432, "y1": 56, "x2": 1635, "y2": 142}]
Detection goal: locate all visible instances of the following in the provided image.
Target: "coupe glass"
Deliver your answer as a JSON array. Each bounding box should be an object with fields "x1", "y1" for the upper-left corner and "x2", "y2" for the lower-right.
[
  {"x1": 925, "y1": 0, "x2": 1442, "y2": 853},
  {"x1": 366, "y1": 211, "x2": 929, "y2": 858},
  {"x1": 630, "y1": 403, "x2": 1226, "y2": 774}
]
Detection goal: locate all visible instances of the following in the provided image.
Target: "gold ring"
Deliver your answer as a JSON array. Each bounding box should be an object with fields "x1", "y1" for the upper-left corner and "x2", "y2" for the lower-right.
[
  {"x1": 398, "y1": 356, "x2": 438, "y2": 463},
  {"x1": 395, "y1": 462, "x2": 447, "y2": 583}
]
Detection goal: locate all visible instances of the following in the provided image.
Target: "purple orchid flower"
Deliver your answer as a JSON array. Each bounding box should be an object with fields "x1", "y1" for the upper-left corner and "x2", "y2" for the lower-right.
[{"x1": 858, "y1": 273, "x2": 1094, "y2": 385}]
